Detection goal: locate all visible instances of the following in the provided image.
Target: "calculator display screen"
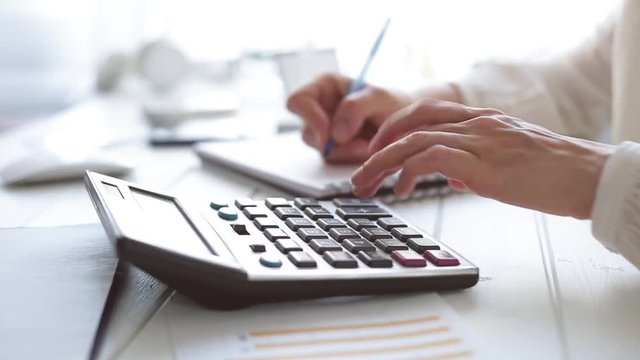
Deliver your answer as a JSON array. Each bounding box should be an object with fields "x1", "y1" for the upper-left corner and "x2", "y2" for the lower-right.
[{"x1": 129, "y1": 187, "x2": 215, "y2": 256}]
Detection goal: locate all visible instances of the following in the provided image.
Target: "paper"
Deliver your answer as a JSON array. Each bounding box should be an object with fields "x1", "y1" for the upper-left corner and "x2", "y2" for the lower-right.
[
  {"x1": 0, "y1": 224, "x2": 117, "y2": 359},
  {"x1": 167, "y1": 293, "x2": 479, "y2": 360}
]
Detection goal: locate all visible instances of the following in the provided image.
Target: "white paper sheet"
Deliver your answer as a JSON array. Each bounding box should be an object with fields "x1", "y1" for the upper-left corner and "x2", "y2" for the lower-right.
[{"x1": 167, "y1": 293, "x2": 480, "y2": 360}]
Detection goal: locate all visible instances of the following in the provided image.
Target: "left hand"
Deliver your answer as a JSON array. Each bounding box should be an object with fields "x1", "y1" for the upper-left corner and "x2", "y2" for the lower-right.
[{"x1": 351, "y1": 100, "x2": 615, "y2": 219}]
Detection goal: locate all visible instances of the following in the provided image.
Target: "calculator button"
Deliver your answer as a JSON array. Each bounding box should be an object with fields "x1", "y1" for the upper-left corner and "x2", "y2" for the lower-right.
[
  {"x1": 317, "y1": 218, "x2": 347, "y2": 231},
  {"x1": 323, "y1": 251, "x2": 358, "y2": 268},
  {"x1": 296, "y1": 228, "x2": 328, "y2": 242},
  {"x1": 235, "y1": 197, "x2": 256, "y2": 209},
  {"x1": 328, "y1": 228, "x2": 361, "y2": 242},
  {"x1": 377, "y1": 217, "x2": 408, "y2": 230},
  {"x1": 391, "y1": 250, "x2": 427, "y2": 267},
  {"x1": 309, "y1": 239, "x2": 342, "y2": 254},
  {"x1": 274, "y1": 207, "x2": 303, "y2": 220},
  {"x1": 259, "y1": 253, "x2": 282, "y2": 268},
  {"x1": 294, "y1": 198, "x2": 320, "y2": 209},
  {"x1": 218, "y1": 207, "x2": 238, "y2": 221},
  {"x1": 357, "y1": 251, "x2": 393, "y2": 268},
  {"x1": 287, "y1": 252, "x2": 317, "y2": 268},
  {"x1": 265, "y1": 197, "x2": 290, "y2": 209},
  {"x1": 336, "y1": 207, "x2": 392, "y2": 220},
  {"x1": 264, "y1": 228, "x2": 289, "y2": 242},
  {"x1": 374, "y1": 239, "x2": 408, "y2": 253},
  {"x1": 274, "y1": 239, "x2": 303, "y2": 254},
  {"x1": 304, "y1": 207, "x2": 333, "y2": 220},
  {"x1": 407, "y1": 238, "x2": 440, "y2": 252},
  {"x1": 285, "y1": 218, "x2": 315, "y2": 231},
  {"x1": 243, "y1": 207, "x2": 268, "y2": 220},
  {"x1": 343, "y1": 239, "x2": 376, "y2": 254},
  {"x1": 424, "y1": 250, "x2": 460, "y2": 266},
  {"x1": 360, "y1": 228, "x2": 393, "y2": 241},
  {"x1": 231, "y1": 224, "x2": 249, "y2": 236},
  {"x1": 391, "y1": 227, "x2": 424, "y2": 241},
  {"x1": 347, "y1": 219, "x2": 378, "y2": 230},
  {"x1": 249, "y1": 243, "x2": 266, "y2": 253},
  {"x1": 254, "y1": 218, "x2": 278, "y2": 231},
  {"x1": 209, "y1": 200, "x2": 228, "y2": 210},
  {"x1": 333, "y1": 198, "x2": 378, "y2": 207}
]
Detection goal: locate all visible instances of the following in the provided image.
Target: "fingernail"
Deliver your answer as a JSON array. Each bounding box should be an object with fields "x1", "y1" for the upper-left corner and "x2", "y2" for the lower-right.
[{"x1": 351, "y1": 166, "x2": 364, "y2": 183}]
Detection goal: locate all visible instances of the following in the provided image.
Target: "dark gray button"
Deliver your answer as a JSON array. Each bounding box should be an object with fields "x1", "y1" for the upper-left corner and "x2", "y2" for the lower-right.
[
  {"x1": 377, "y1": 217, "x2": 408, "y2": 230},
  {"x1": 254, "y1": 218, "x2": 278, "y2": 231},
  {"x1": 391, "y1": 227, "x2": 424, "y2": 241},
  {"x1": 361, "y1": 228, "x2": 393, "y2": 241},
  {"x1": 357, "y1": 251, "x2": 393, "y2": 268},
  {"x1": 274, "y1": 238, "x2": 302, "y2": 253},
  {"x1": 343, "y1": 239, "x2": 376, "y2": 253},
  {"x1": 264, "y1": 228, "x2": 289, "y2": 242},
  {"x1": 243, "y1": 207, "x2": 267, "y2": 220},
  {"x1": 259, "y1": 253, "x2": 282, "y2": 268},
  {"x1": 347, "y1": 219, "x2": 378, "y2": 230},
  {"x1": 317, "y1": 218, "x2": 347, "y2": 231},
  {"x1": 336, "y1": 207, "x2": 391, "y2": 220},
  {"x1": 309, "y1": 239, "x2": 342, "y2": 254},
  {"x1": 249, "y1": 243, "x2": 266, "y2": 253},
  {"x1": 288, "y1": 252, "x2": 317, "y2": 268},
  {"x1": 296, "y1": 228, "x2": 328, "y2": 242},
  {"x1": 328, "y1": 228, "x2": 361, "y2": 242},
  {"x1": 375, "y1": 238, "x2": 408, "y2": 253},
  {"x1": 285, "y1": 218, "x2": 315, "y2": 231},
  {"x1": 304, "y1": 206, "x2": 333, "y2": 220},
  {"x1": 323, "y1": 251, "x2": 358, "y2": 268},
  {"x1": 265, "y1": 197, "x2": 290, "y2": 209},
  {"x1": 407, "y1": 238, "x2": 440, "y2": 253},
  {"x1": 231, "y1": 223, "x2": 249, "y2": 235},
  {"x1": 294, "y1": 198, "x2": 320, "y2": 209},
  {"x1": 274, "y1": 207, "x2": 303, "y2": 220},
  {"x1": 235, "y1": 197, "x2": 256, "y2": 209},
  {"x1": 333, "y1": 198, "x2": 377, "y2": 207}
]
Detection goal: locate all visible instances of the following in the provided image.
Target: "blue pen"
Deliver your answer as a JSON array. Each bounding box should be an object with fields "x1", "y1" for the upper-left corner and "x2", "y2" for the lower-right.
[{"x1": 323, "y1": 18, "x2": 391, "y2": 157}]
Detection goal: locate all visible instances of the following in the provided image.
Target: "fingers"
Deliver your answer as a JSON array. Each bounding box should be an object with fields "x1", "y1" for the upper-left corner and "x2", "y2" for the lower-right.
[
  {"x1": 330, "y1": 87, "x2": 391, "y2": 143},
  {"x1": 352, "y1": 141, "x2": 481, "y2": 198},
  {"x1": 351, "y1": 131, "x2": 474, "y2": 197},
  {"x1": 369, "y1": 100, "x2": 501, "y2": 154},
  {"x1": 393, "y1": 146, "x2": 480, "y2": 196},
  {"x1": 287, "y1": 73, "x2": 350, "y2": 150},
  {"x1": 324, "y1": 139, "x2": 370, "y2": 164}
]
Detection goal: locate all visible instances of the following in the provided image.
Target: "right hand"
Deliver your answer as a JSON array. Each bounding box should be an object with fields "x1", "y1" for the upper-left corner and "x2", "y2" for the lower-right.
[{"x1": 286, "y1": 73, "x2": 413, "y2": 164}]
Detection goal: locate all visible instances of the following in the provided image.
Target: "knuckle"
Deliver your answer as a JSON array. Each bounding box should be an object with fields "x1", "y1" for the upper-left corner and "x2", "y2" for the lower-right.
[
  {"x1": 339, "y1": 97, "x2": 366, "y2": 119},
  {"x1": 404, "y1": 131, "x2": 428, "y2": 144}
]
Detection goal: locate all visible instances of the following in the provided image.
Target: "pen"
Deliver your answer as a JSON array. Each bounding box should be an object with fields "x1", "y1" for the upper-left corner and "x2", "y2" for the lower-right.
[{"x1": 323, "y1": 18, "x2": 391, "y2": 157}]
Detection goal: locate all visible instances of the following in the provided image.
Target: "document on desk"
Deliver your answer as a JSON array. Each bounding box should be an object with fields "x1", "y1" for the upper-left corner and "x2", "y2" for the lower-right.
[
  {"x1": 167, "y1": 293, "x2": 479, "y2": 360},
  {"x1": 195, "y1": 133, "x2": 449, "y2": 200}
]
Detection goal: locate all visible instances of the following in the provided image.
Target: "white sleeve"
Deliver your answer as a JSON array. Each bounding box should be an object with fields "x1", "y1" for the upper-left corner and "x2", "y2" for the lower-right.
[
  {"x1": 456, "y1": 11, "x2": 616, "y2": 140},
  {"x1": 591, "y1": 141, "x2": 640, "y2": 270}
]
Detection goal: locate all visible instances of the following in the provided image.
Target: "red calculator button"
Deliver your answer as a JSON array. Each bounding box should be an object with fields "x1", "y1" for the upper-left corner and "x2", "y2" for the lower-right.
[
  {"x1": 424, "y1": 250, "x2": 460, "y2": 266},
  {"x1": 391, "y1": 250, "x2": 427, "y2": 267}
]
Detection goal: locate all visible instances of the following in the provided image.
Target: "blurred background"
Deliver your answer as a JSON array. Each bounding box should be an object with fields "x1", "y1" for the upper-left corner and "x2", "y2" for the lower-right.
[{"x1": 0, "y1": 0, "x2": 615, "y2": 129}]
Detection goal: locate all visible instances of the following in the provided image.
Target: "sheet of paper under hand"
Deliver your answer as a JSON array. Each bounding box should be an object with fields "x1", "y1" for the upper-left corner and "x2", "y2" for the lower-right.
[{"x1": 167, "y1": 293, "x2": 480, "y2": 360}]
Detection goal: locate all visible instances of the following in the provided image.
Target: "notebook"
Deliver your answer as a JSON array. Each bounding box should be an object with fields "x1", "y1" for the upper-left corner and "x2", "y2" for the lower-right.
[{"x1": 194, "y1": 133, "x2": 449, "y2": 202}]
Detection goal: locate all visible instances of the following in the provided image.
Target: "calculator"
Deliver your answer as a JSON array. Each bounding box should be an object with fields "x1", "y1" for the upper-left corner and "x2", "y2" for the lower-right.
[{"x1": 85, "y1": 171, "x2": 478, "y2": 309}]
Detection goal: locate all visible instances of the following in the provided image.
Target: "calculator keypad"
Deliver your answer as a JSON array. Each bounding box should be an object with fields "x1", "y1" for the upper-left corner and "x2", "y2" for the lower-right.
[{"x1": 210, "y1": 197, "x2": 462, "y2": 271}]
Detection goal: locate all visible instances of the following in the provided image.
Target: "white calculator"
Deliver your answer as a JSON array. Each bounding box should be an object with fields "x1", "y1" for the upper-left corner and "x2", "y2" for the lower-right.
[{"x1": 85, "y1": 171, "x2": 478, "y2": 309}]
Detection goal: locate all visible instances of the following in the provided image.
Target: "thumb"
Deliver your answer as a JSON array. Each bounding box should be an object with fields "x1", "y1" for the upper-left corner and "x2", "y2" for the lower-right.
[{"x1": 331, "y1": 87, "x2": 382, "y2": 143}]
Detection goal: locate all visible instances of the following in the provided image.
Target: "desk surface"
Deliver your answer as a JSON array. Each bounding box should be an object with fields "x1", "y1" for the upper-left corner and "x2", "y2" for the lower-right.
[{"x1": 1, "y1": 91, "x2": 639, "y2": 359}]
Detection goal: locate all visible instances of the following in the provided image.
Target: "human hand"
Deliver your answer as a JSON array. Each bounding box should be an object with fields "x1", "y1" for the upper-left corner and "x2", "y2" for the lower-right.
[
  {"x1": 351, "y1": 100, "x2": 615, "y2": 219},
  {"x1": 286, "y1": 73, "x2": 413, "y2": 163}
]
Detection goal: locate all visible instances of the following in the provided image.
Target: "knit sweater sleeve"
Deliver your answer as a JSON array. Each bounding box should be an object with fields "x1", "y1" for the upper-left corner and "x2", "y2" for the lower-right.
[
  {"x1": 592, "y1": 141, "x2": 640, "y2": 269},
  {"x1": 455, "y1": 10, "x2": 616, "y2": 141}
]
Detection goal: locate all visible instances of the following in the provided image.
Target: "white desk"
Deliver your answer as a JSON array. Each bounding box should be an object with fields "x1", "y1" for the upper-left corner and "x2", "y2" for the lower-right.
[{"x1": 1, "y1": 85, "x2": 639, "y2": 360}]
